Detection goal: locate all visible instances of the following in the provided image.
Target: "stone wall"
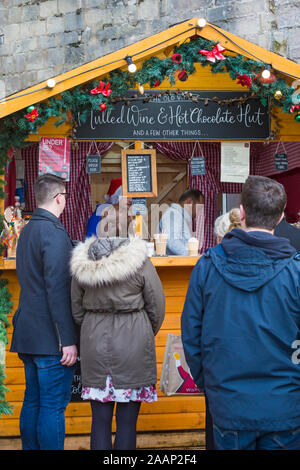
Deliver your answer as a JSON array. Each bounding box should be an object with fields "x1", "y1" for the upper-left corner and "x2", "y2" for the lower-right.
[{"x1": 0, "y1": 0, "x2": 299, "y2": 97}]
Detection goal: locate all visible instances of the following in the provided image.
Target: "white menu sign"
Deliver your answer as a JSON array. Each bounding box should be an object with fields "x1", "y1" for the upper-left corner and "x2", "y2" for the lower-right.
[{"x1": 221, "y1": 142, "x2": 250, "y2": 183}]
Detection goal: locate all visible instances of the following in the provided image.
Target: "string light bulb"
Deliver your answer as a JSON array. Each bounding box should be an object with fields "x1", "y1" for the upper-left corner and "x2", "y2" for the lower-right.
[
  {"x1": 261, "y1": 65, "x2": 271, "y2": 79},
  {"x1": 138, "y1": 83, "x2": 144, "y2": 95},
  {"x1": 197, "y1": 18, "x2": 207, "y2": 28},
  {"x1": 46, "y1": 78, "x2": 56, "y2": 89},
  {"x1": 125, "y1": 56, "x2": 137, "y2": 73}
]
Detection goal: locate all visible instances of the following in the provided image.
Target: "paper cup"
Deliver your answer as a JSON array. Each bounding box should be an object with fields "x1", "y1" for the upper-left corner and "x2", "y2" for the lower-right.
[
  {"x1": 155, "y1": 241, "x2": 167, "y2": 256},
  {"x1": 188, "y1": 240, "x2": 199, "y2": 256}
]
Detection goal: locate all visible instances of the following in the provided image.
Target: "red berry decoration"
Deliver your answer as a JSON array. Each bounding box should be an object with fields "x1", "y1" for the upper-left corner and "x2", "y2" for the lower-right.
[
  {"x1": 171, "y1": 54, "x2": 183, "y2": 63},
  {"x1": 177, "y1": 69, "x2": 188, "y2": 81},
  {"x1": 260, "y1": 73, "x2": 276, "y2": 84},
  {"x1": 100, "y1": 103, "x2": 106, "y2": 112}
]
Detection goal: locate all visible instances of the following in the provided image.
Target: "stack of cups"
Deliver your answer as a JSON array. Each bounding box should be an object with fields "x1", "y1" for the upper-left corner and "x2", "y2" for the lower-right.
[
  {"x1": 146, "y1": 241, "x2": 155, "y2": 257},
  {"x1": 154, "y1": 233, "x2": 168, "y2": 256},
  {"x1": 188, "y1": 237, "x2": 199, "y2": 256}
]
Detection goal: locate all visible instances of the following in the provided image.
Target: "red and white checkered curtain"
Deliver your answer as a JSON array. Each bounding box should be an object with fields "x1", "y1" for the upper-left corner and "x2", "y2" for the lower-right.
[
  {"x1": 22, "y1": 141, "x2": 113, "y2": 241},
  {"x1": 153, "y1": 142, "x2": 259, "y2": 250},
  {"x1": 255, "y1": 141, "x2": 300, "y2": 177}
]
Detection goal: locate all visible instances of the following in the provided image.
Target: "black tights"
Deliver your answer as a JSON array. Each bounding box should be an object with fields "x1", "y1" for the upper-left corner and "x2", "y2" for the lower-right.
[{"x1": 90, "y1": 400, "x2": 141, "y2": 450}]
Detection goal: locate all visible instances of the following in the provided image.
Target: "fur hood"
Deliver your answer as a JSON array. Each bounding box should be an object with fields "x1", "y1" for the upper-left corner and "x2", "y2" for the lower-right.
[{"x1": 70, "y1": 236, "x2": 148, "y2": 286}]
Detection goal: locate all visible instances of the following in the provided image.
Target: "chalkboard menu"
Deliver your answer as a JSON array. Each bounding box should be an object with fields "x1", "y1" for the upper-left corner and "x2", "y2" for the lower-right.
[
  {"x1": 74, "y1": 90, "x2": 270, "y2": 141},
  {"x1": 190, "y1": 157, "x2": 206, "y2": 176},
  {"x1": 122, "y1": 149, "x2": 157, "y2": 197}
]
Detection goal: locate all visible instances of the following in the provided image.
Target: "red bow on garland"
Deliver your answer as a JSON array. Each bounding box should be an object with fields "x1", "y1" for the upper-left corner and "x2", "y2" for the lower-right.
[
  {"x1": 24, "y1": 108, "x2": 39, "y2": 122},
  {"x1": 90, "y1": 81, "x2": 112, "y2": 97},
  {"x1": 236, "y1": 73, "x2": 252, "y2": 88},
  {"x1": 199, "y1": 43, "x2": 226, "y2": 63},
  {"x1": 290, "y1": 104, "x2": 300, "y2": 113}
]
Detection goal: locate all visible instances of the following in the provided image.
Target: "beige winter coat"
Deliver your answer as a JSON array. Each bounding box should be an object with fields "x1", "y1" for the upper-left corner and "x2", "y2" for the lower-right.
[{"x1": 70, "y1": 237, "x2": 165, "y2": 389}]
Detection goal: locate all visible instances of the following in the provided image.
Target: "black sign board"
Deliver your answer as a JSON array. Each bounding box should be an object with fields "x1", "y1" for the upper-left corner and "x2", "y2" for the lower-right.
[
  {"x1": 70, "y1": 357, "x2": 82, "y2": 402},
  {"x1": 190, "y1": 156, "x2": 206, "y2": 176},
  {"x1": 274, "y1": 152, "x2": 288, "y2": 171},
  {"x1": 122, "y1": 149, "x2": 157, "y2": 197},
  {"x1": 74, "y1": 91, "x2": 270, "y2": 141},
  {"x1": 86, "y1": 154, "x2": 101, "y2": 173},
  {"x1": 131, "y1": 198, "x2": 147, "y2": 215}
]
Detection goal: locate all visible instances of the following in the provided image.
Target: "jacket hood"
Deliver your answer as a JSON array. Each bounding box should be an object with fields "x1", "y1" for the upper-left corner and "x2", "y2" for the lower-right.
[
  {"x1": 70, "y1": 236, "x2": 148, "y2": 286},
  {"x1": 207, "y1": 228, "x2": 297, "y2": 292}
]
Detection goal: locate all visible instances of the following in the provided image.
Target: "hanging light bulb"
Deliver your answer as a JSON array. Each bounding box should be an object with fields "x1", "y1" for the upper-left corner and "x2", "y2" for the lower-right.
[
  {"x1": 197, "y1": 18, "x2": 207, "y2": 28},
  {"x1": 125, "y1": 56, "x2": 137, "y2": 73},
  {"x1": 261, "y1": 65, "x2": 271, "y2": 80}
]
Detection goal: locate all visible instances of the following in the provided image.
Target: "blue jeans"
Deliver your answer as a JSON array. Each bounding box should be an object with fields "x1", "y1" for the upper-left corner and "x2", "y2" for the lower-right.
[
  {"x1": 213, "y1": 424, "x2": 300, "y2": 450},
  {"x1": 19, "y1": 354, "x2": 75, "y2": 450}
]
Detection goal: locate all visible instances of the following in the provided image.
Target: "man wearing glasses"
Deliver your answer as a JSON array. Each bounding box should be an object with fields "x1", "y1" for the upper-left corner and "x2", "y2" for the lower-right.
[{"x1": 10, "y1": 173, "x2": 77, "y2": 450}]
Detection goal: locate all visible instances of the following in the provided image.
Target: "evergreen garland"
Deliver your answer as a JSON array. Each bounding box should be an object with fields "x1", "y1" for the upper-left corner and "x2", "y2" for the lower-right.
[
  {"x1": 0, "y1": 36, "x2": 298, "y2": 169},
  {"x1": 0, "y1": 277, "x2": 13, "y2": 416}
]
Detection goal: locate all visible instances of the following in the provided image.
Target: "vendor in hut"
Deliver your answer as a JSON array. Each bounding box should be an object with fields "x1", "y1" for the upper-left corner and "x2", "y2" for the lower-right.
[
  {"x1": 86, "y1": 178, "x2": 132, "y2": 238},
  {"x1": 158, "y1": 189, "x2": 204, "y2": 255}
]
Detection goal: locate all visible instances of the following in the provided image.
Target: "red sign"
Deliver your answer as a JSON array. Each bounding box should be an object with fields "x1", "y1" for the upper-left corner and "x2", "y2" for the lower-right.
[{"x1": 39, "y1": 137, "x2": 70, "y2": 181}]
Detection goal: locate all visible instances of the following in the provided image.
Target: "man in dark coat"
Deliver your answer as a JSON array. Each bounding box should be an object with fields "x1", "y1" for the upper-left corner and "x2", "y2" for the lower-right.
[
  {"x1": 10, "y1": 173, "x2": 77, "y2": 450},
  {"x1": 182, "y1": 175, "x2": 300, "y2": 450},
  {"x1": 274, "y1": 216, "x2": 300, "y2": 251}
]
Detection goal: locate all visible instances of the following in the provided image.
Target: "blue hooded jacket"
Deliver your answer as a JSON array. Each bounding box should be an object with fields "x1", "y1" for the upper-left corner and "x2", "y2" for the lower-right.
[{"x1": 181, "y1": 228, "x2": 300, "y2": 431}]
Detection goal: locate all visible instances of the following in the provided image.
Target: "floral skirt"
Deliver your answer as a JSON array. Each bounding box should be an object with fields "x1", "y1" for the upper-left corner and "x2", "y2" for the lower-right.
[{"x1": 81, "y1": 375, "x2": 157, "y2": 403}]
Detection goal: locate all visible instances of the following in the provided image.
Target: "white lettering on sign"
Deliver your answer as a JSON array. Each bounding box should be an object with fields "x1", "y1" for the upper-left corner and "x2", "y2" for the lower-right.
[{"x1": 44, "y1": 138, "x2": 64, "y2": 146}]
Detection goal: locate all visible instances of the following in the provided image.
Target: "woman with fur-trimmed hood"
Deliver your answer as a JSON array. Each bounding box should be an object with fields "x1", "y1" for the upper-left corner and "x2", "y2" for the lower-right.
[{"x1": 70, "y1": 236, "x2": 165, "y2": 450}]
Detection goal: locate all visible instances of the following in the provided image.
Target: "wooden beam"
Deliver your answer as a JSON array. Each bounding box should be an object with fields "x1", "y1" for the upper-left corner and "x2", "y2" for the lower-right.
[
  {"x1": 197, "y1": 23, "x2": 300, "y2": 80},
  {"x1": 151, "y1": 171, "x2": 186, "y2": 208}
]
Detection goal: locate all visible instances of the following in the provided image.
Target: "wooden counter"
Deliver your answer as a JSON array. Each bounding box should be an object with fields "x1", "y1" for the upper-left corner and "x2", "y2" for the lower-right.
[{"x1": 0, "y1": 256, "x2": 205, "y2": 440}]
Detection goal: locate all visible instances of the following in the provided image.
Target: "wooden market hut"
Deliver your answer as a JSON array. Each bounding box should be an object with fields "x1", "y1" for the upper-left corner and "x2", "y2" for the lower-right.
[{"x1": 1, "y1": 17, "x2": 300, "y2": 450}]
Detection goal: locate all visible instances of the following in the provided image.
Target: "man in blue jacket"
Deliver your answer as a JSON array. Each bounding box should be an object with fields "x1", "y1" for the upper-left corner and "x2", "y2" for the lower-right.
[
  {"x1": 181, "y1": 175, "x2": 300, "y2": 450},
  {"x1": 10, "y1": 173, "x2": 77, "y2": 450}
]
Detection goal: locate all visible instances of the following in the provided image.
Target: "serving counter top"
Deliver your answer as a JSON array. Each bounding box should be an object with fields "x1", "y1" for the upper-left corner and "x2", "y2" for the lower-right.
[
  {"x1": 150, "y1": 255, "x2": 200, "y2": 267},
  {"x1": 0, "y1": 258, "x2": 17, "y2": 270},
  {"x1": 0, "y1": 256, "x2": 201, "y2": 270}
]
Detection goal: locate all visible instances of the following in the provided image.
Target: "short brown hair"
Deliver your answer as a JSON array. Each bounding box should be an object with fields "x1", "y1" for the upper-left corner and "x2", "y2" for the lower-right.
[
  {"x1": 179, "y1": 189, "x2": 204, "y2": 204},
  {"x1": 34, "y1": 173, "x2": 66, "y2": 206},
  {"x1": 241, "y1": 175, "x2": 286, "y2": 230}
]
